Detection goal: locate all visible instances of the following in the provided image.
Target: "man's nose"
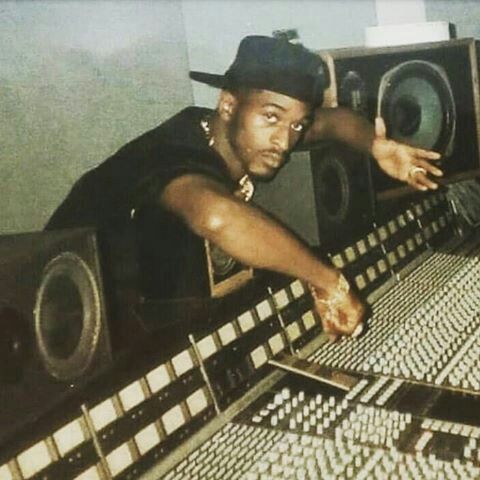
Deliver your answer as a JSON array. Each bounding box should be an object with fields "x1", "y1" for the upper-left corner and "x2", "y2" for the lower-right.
[{"x1": 271, "y1": 126, "x2": 290, "y2": 152}]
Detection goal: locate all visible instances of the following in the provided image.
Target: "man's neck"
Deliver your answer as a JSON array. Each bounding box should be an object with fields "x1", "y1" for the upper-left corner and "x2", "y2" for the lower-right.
[{"x1": 209, "y1": 113, "x2": 245, "y2": 182}]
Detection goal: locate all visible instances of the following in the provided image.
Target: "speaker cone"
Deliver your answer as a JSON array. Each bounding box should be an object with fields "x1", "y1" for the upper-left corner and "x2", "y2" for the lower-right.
[
  {"x1": 35, "y1": 252, "x2": 102, "y2": 381},
  {"x1": 314, "y1": 149, "x2": 351, "y2": 225},
  {"x1": 378, "y1": 60, "x2": 456, "y2": 156}
]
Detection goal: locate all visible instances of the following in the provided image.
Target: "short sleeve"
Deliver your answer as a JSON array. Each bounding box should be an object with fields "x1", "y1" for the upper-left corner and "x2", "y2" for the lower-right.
[{"x1": 131, "y1": 145, "x2": 234, "y2": 207}]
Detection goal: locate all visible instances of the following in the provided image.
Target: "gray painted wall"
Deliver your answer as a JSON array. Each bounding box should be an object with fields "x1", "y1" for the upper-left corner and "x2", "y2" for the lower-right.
[
  {"x1": 1, "y1": 0, "x2": 478, "y2": 234},
  {"x1": 425, "y1": 0, "x2": 480, "y2": 39},
  {"x1": 182, "y1": 0, "x2": 378, "y2": 108},
  {"x1": 181, "y1": 0, "x2": 377, "y2": 245},
  {"x1": 0, "y1": 0, "x2": 192, "y2": 234}
]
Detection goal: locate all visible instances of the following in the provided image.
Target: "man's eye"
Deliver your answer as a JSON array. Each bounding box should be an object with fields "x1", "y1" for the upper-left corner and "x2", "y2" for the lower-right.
[
  {"x1": 291, "y1": 123, "x2": 304, "y2": 133},
  {"x1": 264, "y1": 112, "x2": 278, "y2": 123}
]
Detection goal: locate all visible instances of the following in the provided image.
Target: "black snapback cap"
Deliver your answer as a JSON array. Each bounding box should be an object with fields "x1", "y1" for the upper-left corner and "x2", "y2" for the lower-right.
[{"x1": 190, "y1": 35, "x2": 330, "y2": 106}]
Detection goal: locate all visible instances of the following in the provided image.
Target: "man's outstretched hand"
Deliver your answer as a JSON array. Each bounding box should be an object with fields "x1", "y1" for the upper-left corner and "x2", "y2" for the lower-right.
[{"x1": 372, "y1": 117, "x2": 443, "y2": 191}]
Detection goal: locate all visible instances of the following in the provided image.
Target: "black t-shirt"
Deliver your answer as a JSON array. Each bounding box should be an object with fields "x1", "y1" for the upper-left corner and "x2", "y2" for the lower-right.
[{"x1": 46, "y1": 106, "x2": 236, "y2": 299}]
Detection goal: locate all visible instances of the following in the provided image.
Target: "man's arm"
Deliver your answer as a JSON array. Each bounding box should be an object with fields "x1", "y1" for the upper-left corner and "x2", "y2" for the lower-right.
[
  {"x1": 160, "y1": 173, "x2": 364, "y2": 337},
  {"x1": 161, "y1": 174, "x2": 338, "y2": 290},
  {"x1": 303, "y1": 106, "x2": 375, "y2": 152},
  {"x1": 303, "y1": 107, "x2": 443, "y2": 191}
]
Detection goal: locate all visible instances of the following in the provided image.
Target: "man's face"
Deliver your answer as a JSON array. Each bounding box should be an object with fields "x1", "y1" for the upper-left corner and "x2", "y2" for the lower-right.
[{"x1": 226, "y1": 89, "x2": 312, "y2": 181}]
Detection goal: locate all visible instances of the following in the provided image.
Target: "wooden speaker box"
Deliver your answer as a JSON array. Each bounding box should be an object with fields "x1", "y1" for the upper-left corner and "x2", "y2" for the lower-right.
[
  {"x1": 0, "y1": 228, "x2": 111, "y2": 446},
  {"x1": 255, "y1": 39, "x2": 480, "y2": 249},
  {"x1": 319, "y1": 37, "x2": 480, "y2": 200}
]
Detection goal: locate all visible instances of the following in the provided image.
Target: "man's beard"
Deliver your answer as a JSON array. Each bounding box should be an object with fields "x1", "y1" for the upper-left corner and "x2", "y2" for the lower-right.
[{"x1": 226, "y1": 122, "x2": 287, "y2": 182}]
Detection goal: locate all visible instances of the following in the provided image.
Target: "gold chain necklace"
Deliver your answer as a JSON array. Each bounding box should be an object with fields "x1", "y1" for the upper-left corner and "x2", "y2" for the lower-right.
[
  {"x1": 200, "y1": 115, "x2": 255, "y2": 202},
  {"x1": 200, "y1": 116, "x2": 215, "y2": 147}
]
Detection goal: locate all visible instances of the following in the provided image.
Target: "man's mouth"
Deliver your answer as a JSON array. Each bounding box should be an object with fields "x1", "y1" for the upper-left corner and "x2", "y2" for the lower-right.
[{"x1": 261, "y1": 152, "x2": 284, "y2": 169}]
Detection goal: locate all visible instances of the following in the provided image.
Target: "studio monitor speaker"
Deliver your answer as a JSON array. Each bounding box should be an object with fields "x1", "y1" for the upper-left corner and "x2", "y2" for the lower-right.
[
  {"x1": 256, "y1": 39, "x2": 480, "y2": 248},
  {"x1": 0, "y1": 228, "x2": 111, "y2": 445},
  {"x1": 254, "y1": 143, "x2": 375, "y2": 250},
  {"x1": 320, "y1": 37, "x2": 480, "y2": 199}
]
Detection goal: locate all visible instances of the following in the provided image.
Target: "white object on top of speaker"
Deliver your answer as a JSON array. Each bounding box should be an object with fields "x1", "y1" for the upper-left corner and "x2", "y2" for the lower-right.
[{"x1": 365, "y1": 22, "x2": 452, "y2": 47}]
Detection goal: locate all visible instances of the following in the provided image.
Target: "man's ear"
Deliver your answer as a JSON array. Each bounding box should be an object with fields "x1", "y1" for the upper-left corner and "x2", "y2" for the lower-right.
[{"x1": 217, "y1": 90, "x2": 237, "y2": 121}]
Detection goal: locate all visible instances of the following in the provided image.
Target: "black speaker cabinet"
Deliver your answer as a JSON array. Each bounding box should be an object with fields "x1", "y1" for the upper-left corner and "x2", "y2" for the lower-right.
[
  {"x1": 254, "y1": 144, "x2": 375, "y2": 250},
  {"x1": 132, "y1": 205, "x2": 253, "y2": 302},
  {"x1": 0, "y1": 228, "x2": 111, "y2": 446},
  {"x1": 256, "y1": 38, "x2": 480, "y2": 248},
  {"x1": 320, "y1": 37, "x2": 480, "y2": 199}
]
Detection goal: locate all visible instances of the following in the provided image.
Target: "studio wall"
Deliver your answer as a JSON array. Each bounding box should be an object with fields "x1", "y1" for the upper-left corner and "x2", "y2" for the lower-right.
[
  {"x1": 0, "y1": 0, "x2": 477, "y2": 234},
  {"x1": 425, "y1": 0, "x2": 480, "y2": 39},
  {"x1": 0, "y1": 0, "x2": 192, "y2": 234},
  {"x1": 182, "y1": 0, "x2": 378, "y2": 108}
]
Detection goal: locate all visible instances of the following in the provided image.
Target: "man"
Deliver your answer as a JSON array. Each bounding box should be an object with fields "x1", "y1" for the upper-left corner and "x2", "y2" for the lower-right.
[{"x1": 46, "y1": 36, "x2": 442, "y2": 340}]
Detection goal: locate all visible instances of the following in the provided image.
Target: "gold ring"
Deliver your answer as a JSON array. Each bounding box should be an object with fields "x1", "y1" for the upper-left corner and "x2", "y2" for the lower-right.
[{"x1": 408, "y1": 166, "x2": 427, "y2": 180}]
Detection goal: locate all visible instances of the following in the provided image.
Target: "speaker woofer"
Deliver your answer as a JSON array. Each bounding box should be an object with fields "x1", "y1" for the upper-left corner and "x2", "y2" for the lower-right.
[
  {"x1": 34, "y1": 252, "x2": 102, "y2": 381},
  {"x1": 309, "y1": 143, "x2": 375, "y2": 248},
  {"x1": 314, "y1": 149, "x2": 352, "y2": 225},
  {"x1": 378, "y1": 60, "x2": 456, "y2": 156}
]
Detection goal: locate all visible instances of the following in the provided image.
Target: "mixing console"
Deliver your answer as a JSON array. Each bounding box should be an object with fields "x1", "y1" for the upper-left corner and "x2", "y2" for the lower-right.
[
  {"x1": 164, "y1": 375, "x2": 480, "y2": 480},
  {"x1": 310, "y1": 248, "x2": 480, "y2": 392},
  {"x1": 3, "y1": 189, "x2": 480, "y2": 479}
]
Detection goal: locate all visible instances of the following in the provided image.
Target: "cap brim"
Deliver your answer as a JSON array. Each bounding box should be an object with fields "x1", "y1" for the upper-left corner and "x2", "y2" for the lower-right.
[{"x1": 189, "y1": 71, "x2": 225, "y2": 88}]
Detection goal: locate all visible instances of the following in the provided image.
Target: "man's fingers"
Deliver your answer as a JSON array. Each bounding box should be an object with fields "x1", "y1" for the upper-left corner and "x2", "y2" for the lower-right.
[
  {"x1": 317, "y1": 306, "x2": 351, "y2": 339},
  {"x1": 321, "y1": 317, "x2": 339, "y2": 342},
  {"x1": 408, "y1": 158, "x2": 444, "y2": 190},
  {"x1": 327, "y1": 333, "x2": 339, "y2": 343},
  {"x1": 418, "y1": 175, "x2": 439, "y2": 191},
  {"x1": 417, "y1": 159, "x2": 443, "y2": 177},
  {"x1": 313, "y1": 289, "x2": 365, "y2": 340},
  {"x1": 331, "y1": 308, "x2": 363, "y2": 336},
  {"x1": 375, "y1": 117, "x2": 387, "y2": 139},
  {"x1": 409, "y1": 171, "x2": 439, "y2": 191},
  {"x1": 414, "y1": 148, "x2": 441, "y2": 160}
]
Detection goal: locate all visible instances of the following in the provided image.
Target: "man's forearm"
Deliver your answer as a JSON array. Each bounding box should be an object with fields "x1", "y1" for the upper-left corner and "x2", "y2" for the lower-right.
[
  {"x1": 303, "y1": 108, "x2": 442, "y2": 191},
  {"x1": 204, "y1": 197, "x2": 340, "y2": 293},
  {"x1": 161, "y1": 175, "x2": 341, "y2": 295},
  {"x1": 303, "y1": 107, "x2": 375, "y2": 154}
]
